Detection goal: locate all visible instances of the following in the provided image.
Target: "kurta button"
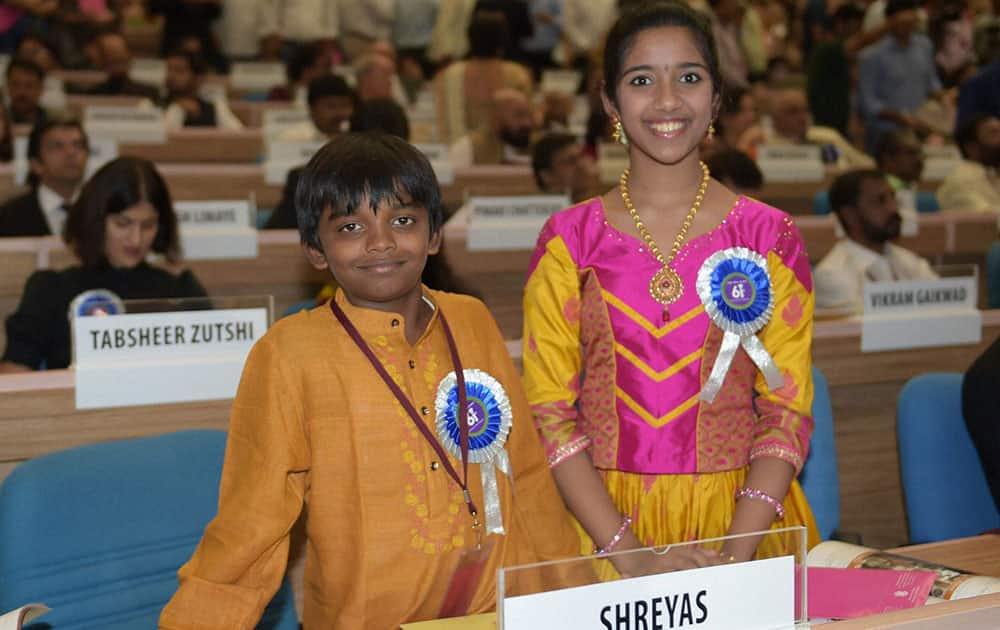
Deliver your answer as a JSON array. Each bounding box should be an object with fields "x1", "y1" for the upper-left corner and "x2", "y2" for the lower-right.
[
  {"x1": 391, "y1": 319, "x2": 400, "y2": 327},
  {"x1": 430, "y1": 461, "x2": 440, "y2": 471},
  {"x1": 421, "y1": 406, "x2": 430, "y2": 415},
  {"x1": 408, "y1": 360, "x2": 416, "y2": 369}
]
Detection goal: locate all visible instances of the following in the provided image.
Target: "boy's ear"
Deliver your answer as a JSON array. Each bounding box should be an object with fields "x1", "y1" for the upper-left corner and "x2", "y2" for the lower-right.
[
  {"x1": 302, "y1": 242, "x2": 329, "y2": 271},
  {"x1": 428, "y1": 229, "x2": 442, "y2": 256}
]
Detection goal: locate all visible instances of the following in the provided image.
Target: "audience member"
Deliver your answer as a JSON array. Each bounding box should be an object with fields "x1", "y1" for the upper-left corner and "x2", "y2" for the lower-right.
[
  {"x1": 434, "y1": 11, "x2": 533, "y2": 143},
  {"x1": 426, "y1": 0, "x2": 477, "y2": 64},
  {"x1": 12, "y1": 31, "x2": 60, "y2": 73},
  {"x1": 857, "y1": 0, "x2": 942, "y2": 150},
  {"x1": 709, "y1": 0, "x2": 751, "y2": 88},
  {"x1": 148, "y1": 0, "x2": 226, "y2": 73},
  {"x1": 216, "y1": 0, "x2": 267, "y2": 62},
  {"x1": 531, "y1": 132, "x2": 596, "y2": 201},
  {"x1": 874, "y1": 129, "x2": 939, "y2": 215},
  {"x1": 275, "y1": 74, "x2": 356, "y2": 142},
  {"x1": 392, "y1": 0, "x2": 439, "y2": 78},
  {"x1": 354, "y1": 52, "x2": 397, "y2": 101},
  {"x1": 448, "y1": 88, "x2": 537, "y2": 167},
  {"x1": 519, "y1": 0, "x2": 562, "y2": 77},
  {"x1": 709, "y1": 84, "x2": 757, "y2": 154},
  {"x1": 0, "y1": 116, "x2": 88, "y2": 237},
  {"x1": 162, "y1": 50, "x2": 243, "y2": 130},
  {"x1": 85, "y1": 32, "x2": 160, "y2": 101},
  {"x1": 267, "y1": 42, "x2": 331, "y2": 104},
  {"x1": 704, "y1": 148, "x2": 764, "y2": 195},
  {"x1": 961, "y1": 335, "x2": 1000, "y2": 511},
  {"x1": 814, "y1": 169, "x2": 937, "y2": 312},
  {"x1": 556, "y1": 0, "x2": 617, "y2": 68},
  {"x1": 5, "y1": 58, "x2": 47, "y2": 126},
  {"x1": 742, "y1": 88, "x2": 875, "y2": 169},
  {"x1": 0, "y1": 157, "x2": 207, "y2": 373},
  {"x1": 0, "y1": 102, "x2": 12, "y2": 162},
  {"x1": 957, "y1": 58, "x2": 1000, "y2": 128},
  {"x1": 540, "y1": 90, "x2": 574, "y2": 131},
  {"x1": 338, "y1": 0, "x2": 395, "y2": 60},
  {"x1": 806, "y1": 3, "x2": 866, "y2": 137},
  {"x1": 938, "y1": 114, "x2": 1000, "y2": 212},
  {"x1": 931, "y1": 9, "x2": 975, "y2": 89},
  {"x1": 257, "y1": 0, "x2": 339, "y2": 62}
]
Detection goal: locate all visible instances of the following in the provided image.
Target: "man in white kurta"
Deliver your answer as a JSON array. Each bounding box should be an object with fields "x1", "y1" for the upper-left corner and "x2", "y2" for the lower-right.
[{"x1": 938, "y1": 114, "x2": 1000, "y2": 213}]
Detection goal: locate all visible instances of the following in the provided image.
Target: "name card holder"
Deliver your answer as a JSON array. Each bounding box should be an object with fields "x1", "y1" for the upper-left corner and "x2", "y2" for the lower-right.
[
  {"x1": 264, "y1": 140, "x2": 327, "y2": 184},
  {"x1": 756, "y1": 145, "x2": 824, "y2": 182},
  {"x1": 84, "y1": 105, "x2": 167, "y2": 144},
  {"x1": 262, "y1": 108, "x2": 311, "y2": 139},
  {"x1": 230, "y1": 62, "x2": 286, "y2": 92},
  {"x1": 921, "y1": 145, "x2": 961, "y2": 182},
  {"x1": 498, "y1": 527, "x2": 808, "y2": 630},
  {"x1": 130, "y1": 58, "x2": 167, "y2": 86},
  {"x1": 174, "y1": 198, "x2": 259, "y2": 260},
  {"x1": 467, "y1": 194, "x2": 569, "y2": 251},
  {"x1": 598, "y1": 142, "x2": 629, "y2": 185},
  {"x1": 414, "y1": 143, "x2": 454, "y2": 185},
  {"x1": 72, "y1": 295, "x2": 272, "y2": 409},
  {"x1": 861, "y1": 273, "x2": 981, "y2": 352},
  {"x1": 540, "y1": 69, "x2": 582, "y2": 95}
]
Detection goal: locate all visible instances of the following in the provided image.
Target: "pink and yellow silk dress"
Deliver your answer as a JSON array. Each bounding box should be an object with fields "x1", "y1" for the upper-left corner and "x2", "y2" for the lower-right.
[{"x1": 523, "y1": 196, "x2": 819, "y2": 567}]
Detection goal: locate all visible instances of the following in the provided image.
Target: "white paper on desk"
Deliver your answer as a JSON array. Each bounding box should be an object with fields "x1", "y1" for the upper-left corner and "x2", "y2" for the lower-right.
[
  {"x1": 0, "y1": 604, "x2": 49, "y2": 630},
  {"x1": 756, "y1": 145, "x2": 824, "y2": 182},
  {"x1": 861, "y1": 276, "x2": 981, "y2": 352}
]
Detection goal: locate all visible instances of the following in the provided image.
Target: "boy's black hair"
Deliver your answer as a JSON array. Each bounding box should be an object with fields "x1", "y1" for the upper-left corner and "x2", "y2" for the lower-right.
[
  {"x1": 349, "y1": 98, "x2": 410, "y2": 139},
  {"x1": 828, "y1": 168, "x2": 885, "y2": 216},
  {"x1": 531, "y1": 132, "x2": 578, "y2": 189},
  {"x1": 295, "y1": 132, "x2": 444, "y2": 250},
  {"x1": 307, "y1": 74, "x2": 354, "y2": 107},
  {"x1": 603, "y1": 1, "x2": 721, "y2": 105}
]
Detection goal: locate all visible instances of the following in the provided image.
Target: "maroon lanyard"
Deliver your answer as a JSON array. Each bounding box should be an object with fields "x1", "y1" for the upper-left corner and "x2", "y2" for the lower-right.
[{"x1": 329, "y1": 299, "x2": 480, "y2": 524}]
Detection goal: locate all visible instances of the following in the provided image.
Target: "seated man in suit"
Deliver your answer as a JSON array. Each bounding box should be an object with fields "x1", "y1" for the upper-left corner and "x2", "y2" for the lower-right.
[
  {"x1": 531, "y1": 132, "x2": 597, "y2": 202},
  {"x1": 0, "y1": 116, "x2": 89, "y2": 237},
  {"x1": 274, "y1": 74, "x2": 355, "y2": 142},
  {"x1": 814, "y1": 169, "x2": 937, "y2": 313},
  {"x1": 85, "y1": 32, "x2": 160, "y2": 101},
  {"x1": 448, "y1": 88, "x2": 537, "y2": 168}
]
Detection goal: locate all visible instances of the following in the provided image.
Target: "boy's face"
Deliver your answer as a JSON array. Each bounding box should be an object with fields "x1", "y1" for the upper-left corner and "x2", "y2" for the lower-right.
[{"x1": 304, "y1": 194, "x2": 441, "y2": 313}]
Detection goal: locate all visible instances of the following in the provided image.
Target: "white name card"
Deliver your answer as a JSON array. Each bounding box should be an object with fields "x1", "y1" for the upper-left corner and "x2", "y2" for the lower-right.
[
  {"x1": 84, "y1": 106, "x2": 167, "y2": 144},
  {"x1": 175, "y1": 200, "x2": 258, "y2": 260},
  {"x1": 13, "y1": 136, "x2": 27, "y2": 186},
  {"x1": 414, "y1": 143, "x2": 454, "y2": 184},
  {"x1": 130, "y1": 58, "x2": 166, "y2": 86},
  {"x1": 74, "y1": 307, "x2": 267, "y2": 409},
  {"x1": 756, "y1": 145, "x2": 824, "y2": 182},
  {"x1": 502, "y1": 556, "x2": 794, "y2": 630},
  {"x1": 262, "y1": 108, "x2": 310, "y2": 138},
  {"x1": 922, "y1": 145, "x2": 961, "y2": 181},
  {"x1": 540, "y1": 69, "x2": 582, "y2": 95},
  {"x1": 598, "y1": 142, "x2": 629, "y2": 185},
  {"x1": 467, "y1": 195, "x2": 568, "y2": 251},
  {"x1": 230, "y1": 62, "x2": 285, "y2": 92},
  {"x1": 861, "y1": 276, "x2": 981, "y2": 352},
  {"x1": 264, "y1": 140, "x2": 326, "y2": 184},
  {"x1": 41, "y1": 75, "x2": 66, "y2": 110},
  {"x1": 86, "y1": 137, "x2": 119, "y2": 178}
]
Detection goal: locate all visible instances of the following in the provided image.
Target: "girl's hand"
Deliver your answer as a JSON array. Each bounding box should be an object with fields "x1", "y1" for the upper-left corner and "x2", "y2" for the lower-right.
[{"x1": 615, "y1": 546, "x2": 722, "y2": 578}]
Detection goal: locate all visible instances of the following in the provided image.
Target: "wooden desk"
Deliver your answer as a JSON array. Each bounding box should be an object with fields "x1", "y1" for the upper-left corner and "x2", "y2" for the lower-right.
[{"x1": 890, "y1": 534, "x2": 1000, "y2": 578}]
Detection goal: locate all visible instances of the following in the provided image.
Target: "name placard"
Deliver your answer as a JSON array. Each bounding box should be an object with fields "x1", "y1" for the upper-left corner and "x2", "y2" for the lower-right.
[
  {"x1": 598, "y1": 142, "x2": 629, "y2": 185},
  {"x1": 502, "y1": 556, "x2": 794, "y2": 630},
  {"x1": 262, "y1": 108, "x2": 310, "y2": 137},
  {"x1": 922, "y1": 145, "x2": 961, "y2": 181},
  {"x1": 175, "y1": 200, "x2": 258, "y2": 259},
  {"x1": 84, "y1": 106, "x2": 167, "y2": 144},
  {"x1": 756, "y1": 145, "x2": 824, "y2": 182},
  {"x1": 861, "y1": 276, "x2": 981, "y2": 352},
  {"x1": 414, "y1": 143, "x2": 454, "y2": 185},
  {"x1": 230, "y1": 62, "x2": 285, "y2": 92},
  {"x1": 467, "y1": 195, "x2": 568, "y2": 251},
  {"x1": 74, "y1": 307, "x2": 267, "y2": 408},
  {"x1": 540, "y1": 69, "x2": 582, "y2": 95},
  {"x1": 130, "y1": 58, "x2": 166, "y2": 86},
  {"x1": 264, "y1": 140, "x2": 326, "y2": 184}
]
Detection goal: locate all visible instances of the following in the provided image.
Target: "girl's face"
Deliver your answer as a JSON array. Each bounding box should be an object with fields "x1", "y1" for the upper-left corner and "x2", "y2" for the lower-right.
[
  {"x1": 104, "y1": 201, "x2": 159, "y2": 269},
  {"x1": 604, "y1": 26, "x2": 717, "y2": 167}
]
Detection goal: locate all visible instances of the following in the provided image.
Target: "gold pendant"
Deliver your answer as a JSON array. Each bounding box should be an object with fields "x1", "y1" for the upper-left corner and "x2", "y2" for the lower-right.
[{"x1": 650, "y1": 265, "x2": 683, "y2": 305}]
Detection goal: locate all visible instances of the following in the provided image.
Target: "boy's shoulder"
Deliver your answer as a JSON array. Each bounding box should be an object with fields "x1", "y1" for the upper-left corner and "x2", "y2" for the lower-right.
[{"x1": 428, "y1": 289, "x2": 491, "y2": 322}]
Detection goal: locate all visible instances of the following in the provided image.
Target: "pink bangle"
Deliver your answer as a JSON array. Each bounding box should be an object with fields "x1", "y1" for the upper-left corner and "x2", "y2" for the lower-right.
[
  {"x1": 735, "y1": 487, "x2": 786, "y2": 521},
  {"x1": 593, "y1": 515, "x2": 632, "y2": 555}
]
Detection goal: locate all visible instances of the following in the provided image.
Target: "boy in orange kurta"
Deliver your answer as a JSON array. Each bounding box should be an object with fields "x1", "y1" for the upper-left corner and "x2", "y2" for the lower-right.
[{"x1": 159, "y1": 133, "x2": 582, "y2": 628}]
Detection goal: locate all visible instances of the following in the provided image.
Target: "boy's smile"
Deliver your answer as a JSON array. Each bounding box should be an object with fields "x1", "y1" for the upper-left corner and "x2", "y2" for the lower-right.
[{"x1": 304, "y1": 194, "x2": 442, "y2": 324}]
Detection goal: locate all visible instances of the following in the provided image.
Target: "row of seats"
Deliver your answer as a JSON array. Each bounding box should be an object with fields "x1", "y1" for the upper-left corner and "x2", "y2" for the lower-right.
[{"x1": 0, "y1": 369, "x2": 995, "y2": 627}]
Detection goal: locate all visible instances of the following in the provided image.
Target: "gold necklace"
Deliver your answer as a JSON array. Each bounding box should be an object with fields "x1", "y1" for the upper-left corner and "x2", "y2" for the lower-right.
[{"x1": 620, "y1": 161, "x2": 710, "y2": 306}]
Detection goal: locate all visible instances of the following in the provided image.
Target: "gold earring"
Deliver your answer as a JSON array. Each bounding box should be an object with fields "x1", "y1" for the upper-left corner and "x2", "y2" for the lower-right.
[
  {"x1": 613, "y1": 120, "x2": 628, "y2": 146},
  {"x1": 708, "y1": 122, "x2": 716, "y2": 138}
]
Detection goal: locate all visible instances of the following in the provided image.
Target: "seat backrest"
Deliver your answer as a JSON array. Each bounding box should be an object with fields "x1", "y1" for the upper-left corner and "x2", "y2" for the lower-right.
[
  {"x1": 798, "y1": 366, "x2": 840, "y2": 540},
  {"x1": 897, "y1": 373, "x2": 1000, "y2": 543},
  {"x1": 0, "y1": 430, "x2": 298, "y2": 630}
]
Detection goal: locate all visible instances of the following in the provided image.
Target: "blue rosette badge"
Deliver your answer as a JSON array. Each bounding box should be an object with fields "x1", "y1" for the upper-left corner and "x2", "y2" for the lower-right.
[
  {"x1": 67, "y1": 289, "x2": 125, "y2": 320},
  {"x1": 696, "y1": 247, "x2": 784, "y2": 403},
  {"x1": 435, "y1": 369, "x2": 513, "y2": 535}
]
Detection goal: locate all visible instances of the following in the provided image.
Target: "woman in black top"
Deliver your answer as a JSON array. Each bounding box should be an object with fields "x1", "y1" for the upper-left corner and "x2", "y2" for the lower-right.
[{"x1": 1, "y1": 157, "x2": 207, "y2": 371}]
